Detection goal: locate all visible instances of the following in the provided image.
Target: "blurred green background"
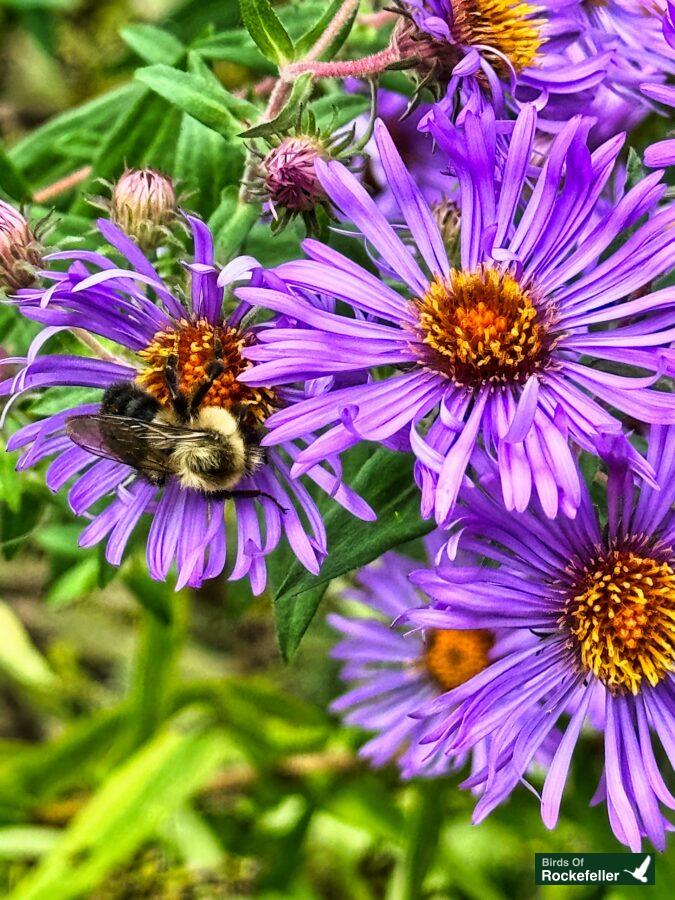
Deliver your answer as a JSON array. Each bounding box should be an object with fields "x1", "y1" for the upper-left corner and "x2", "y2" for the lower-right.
[{"x1": 0, "y1": 1, "x2": 673, "y2": 897}]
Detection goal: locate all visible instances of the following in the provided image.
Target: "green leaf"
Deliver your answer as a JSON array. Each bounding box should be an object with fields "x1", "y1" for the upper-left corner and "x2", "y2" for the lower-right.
[
  {"x1": 240, "y1": 0, "x2": 295, "y2": 65},
  {"x1": 0, "y1": 447, "x2": 22, "y2": 514},
  {"x1": 120, "y1": 24, "x2": 185, "y2": 66},
  {"x1": 0, "y1": 827, "x2": 59, "y2": 860},
  {"x1": 310, "y1": 92, "x2": 370, "y2": 130},
  {"x1": 0, "y1": 142, "x2": 32, "y2": 202},
  {"x1": 0, "y1": 707, "x2": 127, "y2": 812},
  {"x1": 239, "y1": 73, "x2": 313, "y2": 138},
  {"x1": 46, "y1": 557, "x2": 100, "y2": 608},
  {"x1": 0, "y1": 601, "x2": 57, "y2": 689},
  {"x1": 210, "y1": 187, "x2": 261, "y2": 262},
  {"x1": 295, "y1": 0, "x2": 358, "y2": 60},
  {"x1": 9, "y1": 84, "x2": 137, "y2": 186},
  {"x1": 175, "y1": 115, "x2": 244, "y2": 218},
  {"x1": 7, "y1": 728, "x2": 230, "y2": 900},
  {"x1": 273, "y1": 447, "x2": 433, "y2": 660},
  {"x1": 136, "y1": 65, "x2": 257, "y2": 139},
  {"x1": 190, "y1": 29, "x2": 275, "y2": 72},
  {"x1": 626, "y1": 146, "x2": 646, "y2": 191}
]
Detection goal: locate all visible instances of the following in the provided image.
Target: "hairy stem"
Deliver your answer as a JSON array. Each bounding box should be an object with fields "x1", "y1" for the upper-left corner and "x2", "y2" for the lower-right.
[{"x1": 283, "y1": 44, "x2": 402, "y2": 80}]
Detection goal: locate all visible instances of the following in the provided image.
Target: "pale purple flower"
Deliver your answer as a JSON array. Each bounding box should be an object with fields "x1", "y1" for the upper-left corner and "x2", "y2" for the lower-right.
[
  {"x1": 406, "y1": 430, "x2": 675, "y2": 851},
  {"x1": 2, "y1": 217, "x2": 374, "y2": 593},
  {"x1": 238, "y1": 106, "x2": 675, "y2": 527},
  {"x1": 329, "y1": 536, "x2": 547, "y2": 779}
]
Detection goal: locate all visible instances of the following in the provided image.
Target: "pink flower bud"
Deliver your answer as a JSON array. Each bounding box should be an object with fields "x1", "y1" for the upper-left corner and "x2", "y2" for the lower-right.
[
  {"x1": 110, "y1": 169, "x2": 177, "y2": 250},
  {"x1": 262, "y1": 137, "x2": 326, "y2": 214},
  {"x1": 0, "y1": 200, "x2": 41, "y2": 292}
]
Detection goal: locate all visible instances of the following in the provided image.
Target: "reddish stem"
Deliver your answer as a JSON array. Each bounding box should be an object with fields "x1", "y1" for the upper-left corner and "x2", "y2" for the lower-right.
[{"x1": 284, "y1": 44, "x2": 402, "y2": 80}]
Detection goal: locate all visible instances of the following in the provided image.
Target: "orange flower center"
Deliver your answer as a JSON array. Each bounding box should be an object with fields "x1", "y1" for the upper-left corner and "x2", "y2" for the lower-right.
[
  {"x1": 414, "y1": 265, "x2": 552, "y2": 386},
  {"x1": 136, "y1": 318, "x2": 276, "y2": 424},
  {"x1": 424, "y1": 628, "x2": 493, "y2": 691}
]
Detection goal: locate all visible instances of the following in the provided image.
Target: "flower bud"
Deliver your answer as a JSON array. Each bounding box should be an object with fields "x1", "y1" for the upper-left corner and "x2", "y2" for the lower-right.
[
  {"x1": 262, "y1": 137, "x2": 326, "y2": 215},
  {"x1": 110, "y1": 168, "x2": 177, "y2": 251},
  {"x1": 0, "y1": 200, "x2": 42, "y2": 292},
  {"x1": 394, "y1": 18, "x2": 459, "y2": 95}
]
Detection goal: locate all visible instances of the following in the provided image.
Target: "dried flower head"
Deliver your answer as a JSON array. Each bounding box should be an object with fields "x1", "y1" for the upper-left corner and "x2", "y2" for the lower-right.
[{"x1": 0, "y1": 200, "x2": 42, "y2": 292}]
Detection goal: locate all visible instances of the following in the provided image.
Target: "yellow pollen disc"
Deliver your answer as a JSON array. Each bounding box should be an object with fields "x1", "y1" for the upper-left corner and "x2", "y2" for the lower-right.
[
  {"x1": 564, "y1": 550, "x2": 675, "y2": 694},
  {"x1": 424, "y1": 628, "x2": 493, "y2": 692},
  {"x1": 137, "y1": 318, "x2": 276, "y2": 424},
  {"x1": 415, "y1": 266, "x2": 550, "y2": 385},
  {"x1": 451, "y1": 0, "x2": 545, "y2": 74}
]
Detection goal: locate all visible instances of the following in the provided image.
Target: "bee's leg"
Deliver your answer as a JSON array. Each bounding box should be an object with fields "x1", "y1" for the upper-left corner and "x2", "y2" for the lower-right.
[
  {"x1": 225, "y1": 488, "x2": 289, "y2": 514},
  {"x1": 165, "y1": 353, "x2": 190, "y2": 421},
  {"x1": 188, "y1": 359, "x2": 225, "y2": 414}
]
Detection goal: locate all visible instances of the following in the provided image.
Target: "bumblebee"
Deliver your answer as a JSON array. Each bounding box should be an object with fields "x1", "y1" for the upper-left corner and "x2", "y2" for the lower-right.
[{"x1": 66, "y1": 348, "x2": 266, "y2": 500}]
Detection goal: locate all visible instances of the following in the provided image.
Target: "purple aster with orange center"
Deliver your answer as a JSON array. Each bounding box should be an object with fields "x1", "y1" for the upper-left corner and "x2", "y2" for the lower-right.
[
  {"x1": 329, "y1": 537, "x2": 552, "y2": 779},
  {"x1": 239, "y1": 106, "x2": 675, "y2": 527},
  {"x1": 406, "y1": 431, "x2": 675, "y2": 850},
  {"x1": 1, "y1": 216, "x2": 374, "y2": 593}
]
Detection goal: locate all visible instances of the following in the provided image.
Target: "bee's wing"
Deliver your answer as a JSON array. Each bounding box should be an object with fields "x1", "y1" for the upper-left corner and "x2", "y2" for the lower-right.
[{"x1": 65, "y1": 414, "x2": 196, "y2": 475}]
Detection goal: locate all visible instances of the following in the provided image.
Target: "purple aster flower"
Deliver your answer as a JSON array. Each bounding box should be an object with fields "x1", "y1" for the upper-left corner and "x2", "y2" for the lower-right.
[
  {"x1": 578, "y1": 0, "x2": 675, "y2": 106},
  {"x1": 329, "y1": 536, "x2": 549, "y2": 779},
  {"x1": 642, "y1": 1, "x2": 675, "y2": 168},
  {"x1": 238, "y1": 106, "x2": 675, "y2": 527},
  {"x1": 392, "y1": 0, "x2": 610, "y2": 117},
  {"x1": 1, "y1": 217, "x2": 374, "y2": 593},
  {"x1": 406, "y1": 431, "x2": 675, "y2": 851}
]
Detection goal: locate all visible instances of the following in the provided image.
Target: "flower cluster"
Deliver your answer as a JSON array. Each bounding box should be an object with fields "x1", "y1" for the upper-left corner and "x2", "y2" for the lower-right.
[{"x1": 2, "y1": 0, "x2": 674, "y2": 857}]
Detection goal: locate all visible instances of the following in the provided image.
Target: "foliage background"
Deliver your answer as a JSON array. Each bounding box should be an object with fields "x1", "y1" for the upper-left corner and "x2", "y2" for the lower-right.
[{"x1": 0, "y1": 1, "x2": 673, "y2": 897}]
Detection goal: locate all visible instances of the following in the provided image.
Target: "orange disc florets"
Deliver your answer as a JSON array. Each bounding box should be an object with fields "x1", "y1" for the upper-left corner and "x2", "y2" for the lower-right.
[
  {"x1": 414, "y1": 265, "x2": 553, "y2": 386},
  {"x1": 137, "y1": 319, "x2": 276, "y2": 424},
  {"x1": 424, "y1": 628, "x2": 493, "y2": 691}
]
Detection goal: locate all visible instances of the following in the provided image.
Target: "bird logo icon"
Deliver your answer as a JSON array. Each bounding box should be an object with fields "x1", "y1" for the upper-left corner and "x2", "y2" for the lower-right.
[{"x1": 623, "y1": 856, "x2": 651, "y2": 883}]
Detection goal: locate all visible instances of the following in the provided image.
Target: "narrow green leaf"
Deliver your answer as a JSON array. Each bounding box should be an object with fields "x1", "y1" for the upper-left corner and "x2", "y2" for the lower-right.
[
  {"x1": 295, "y1": 0, "x2": 358, "y2": 60},
  {"x1": 0, "y1": 601, "x2": 57, "y2": 689},
  {"x1": 191, "y1": 29, "x2": 274, "y2": 72},
  {"x1": 8, "y1": 729, "x2": 230, "y2": 900},
  {"x1": 240, "y1": 0, "x2": 295, "y2": 65},
  {"x1": 0, "y1": 707, "x2": 127, "y2": 811},
  {"x1": 0, "y1": 827, "x2": 59, "y2": 859},
  {"x1": 0, "y1": 143, "x2": 32, "y2": 202},
  {"x1": 626, "y1": 146, "x2": 646, "y2": 191},
  {"x1": 46, "y1": 557, "x2": 99, "y2": 608},
  {"x1": 175, "y1": 114, "x2": 244, "y2": 219},
  {"x1": 136, "y1": 65, "x2": 257, "y2": 139},
  {"x1": 9, "y1": 84, "x2": 137, "y2": 184},
  {"x1": 120, "y1": 24, "x2": 185, "y2": 65},
  {"x1": 209, "y1": 187, "x2": 261, "y2": 262},
  {"x1": 273, "y1": 447, "x2": 433, "y2": 660},
  {"x1": 239, "y1": 73, "x2": 313, "y2": 138}
]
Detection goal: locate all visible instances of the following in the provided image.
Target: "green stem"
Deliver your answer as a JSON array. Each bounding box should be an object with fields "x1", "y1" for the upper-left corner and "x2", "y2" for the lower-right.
[
  {"x1": 127, "y1": 591, "x2": 188, "y2": 750},
  {"x1": 388, "y1": 780, "x2": 446, "y2": 900}
]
